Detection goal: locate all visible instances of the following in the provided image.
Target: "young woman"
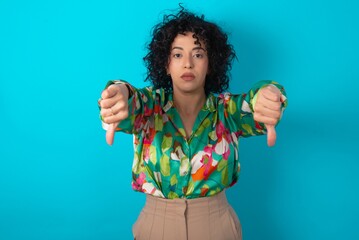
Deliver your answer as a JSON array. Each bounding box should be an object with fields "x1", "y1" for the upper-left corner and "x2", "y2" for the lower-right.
[{"x1": 98, "y1": 6, "x2": 287, "y2": 240}]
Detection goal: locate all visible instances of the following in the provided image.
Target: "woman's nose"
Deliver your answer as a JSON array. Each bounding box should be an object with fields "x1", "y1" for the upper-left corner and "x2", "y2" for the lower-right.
[{"x1": 183, "y1": 55, "x2": 193, "y2": 69}]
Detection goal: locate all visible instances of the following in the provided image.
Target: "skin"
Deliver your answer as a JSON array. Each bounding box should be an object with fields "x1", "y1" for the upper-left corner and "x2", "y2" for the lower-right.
[
  {"x1": 100, "y1": 32, "x2": 282, "y2": 146},
  {"x1": 254, "y1": 85, "x2": 282, "y2": 147},
  {"x1": 167, "y1": 32, "x2": 208, "y2": 99},
  {"x1": 99, "y1": 83, "x2": 129, "y2": 145}
]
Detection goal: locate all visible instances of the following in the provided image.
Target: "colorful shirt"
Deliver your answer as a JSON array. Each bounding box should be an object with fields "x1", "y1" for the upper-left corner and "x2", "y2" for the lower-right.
[{"x1": 101, "y1": 80, "x2": 287, "y2": 199}]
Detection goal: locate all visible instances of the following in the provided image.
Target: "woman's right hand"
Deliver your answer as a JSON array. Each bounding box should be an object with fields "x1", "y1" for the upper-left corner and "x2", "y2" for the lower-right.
[{"x1": 99, "y1": 84, "x2": 129, "y2": 145}]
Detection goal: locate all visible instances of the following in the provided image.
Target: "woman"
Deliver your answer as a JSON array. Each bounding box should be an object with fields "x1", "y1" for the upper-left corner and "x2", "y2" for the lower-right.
[{"x1": 98, "y1": 6, "x2": 287, "y2": 240}]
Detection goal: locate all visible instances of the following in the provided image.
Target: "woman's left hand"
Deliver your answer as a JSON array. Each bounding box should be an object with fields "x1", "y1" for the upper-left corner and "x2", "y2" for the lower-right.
[{"x1": 253, "y1": 85, "x2": 282, "y2": 147}]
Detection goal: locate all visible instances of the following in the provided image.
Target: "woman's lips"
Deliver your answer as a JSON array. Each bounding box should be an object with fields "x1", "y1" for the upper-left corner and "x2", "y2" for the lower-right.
[{"x1": 181, "y1": 73, "x2": 195, "y2": 80}]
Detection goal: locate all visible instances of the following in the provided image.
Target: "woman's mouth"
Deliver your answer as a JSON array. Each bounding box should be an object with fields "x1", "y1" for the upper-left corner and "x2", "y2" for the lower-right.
[{"x1": 181, "y1": 72, "x2": 195, "y2": 81}]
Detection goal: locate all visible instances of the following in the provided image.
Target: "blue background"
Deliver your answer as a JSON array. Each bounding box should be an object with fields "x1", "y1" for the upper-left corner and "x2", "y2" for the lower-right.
[{"x1": 1, "y1": 0, "x2": 358, "y2": 239}]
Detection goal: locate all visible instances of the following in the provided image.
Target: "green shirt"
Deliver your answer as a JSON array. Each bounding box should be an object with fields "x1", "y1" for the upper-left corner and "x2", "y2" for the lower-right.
[{"x1": 102, "y1": 80, "x2": 287, "y2": 199}]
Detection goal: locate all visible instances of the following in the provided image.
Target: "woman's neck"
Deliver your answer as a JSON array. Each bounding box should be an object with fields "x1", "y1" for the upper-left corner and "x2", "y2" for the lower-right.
[{"x1": 173, "y1": 90, "x2": 206, "y2": 116}]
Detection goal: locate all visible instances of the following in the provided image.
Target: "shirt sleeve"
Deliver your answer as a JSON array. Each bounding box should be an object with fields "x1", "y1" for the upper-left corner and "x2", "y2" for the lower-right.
[
  {"x1": 222, "y1": 80, "x2": 288, "y2": 137},
  {"x1": 100, "y1": 80, "x2": 157, "y2": 134}
]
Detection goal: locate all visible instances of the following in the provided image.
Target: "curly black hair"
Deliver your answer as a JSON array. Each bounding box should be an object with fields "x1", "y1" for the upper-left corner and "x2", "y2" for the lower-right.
[{"x1": 143, "y1": 5, "x2": 236, "y2": 94}]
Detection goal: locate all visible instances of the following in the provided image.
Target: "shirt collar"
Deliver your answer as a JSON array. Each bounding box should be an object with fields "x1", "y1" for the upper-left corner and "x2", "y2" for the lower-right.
[{"x1": 161, "y1": 91, "x2": 217, "y2": 113}]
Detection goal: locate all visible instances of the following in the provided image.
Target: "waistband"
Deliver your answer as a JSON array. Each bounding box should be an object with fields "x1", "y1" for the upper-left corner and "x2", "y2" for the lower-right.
[{"x1": 144, "y1": 191, "x2": 229, "y2": 217}]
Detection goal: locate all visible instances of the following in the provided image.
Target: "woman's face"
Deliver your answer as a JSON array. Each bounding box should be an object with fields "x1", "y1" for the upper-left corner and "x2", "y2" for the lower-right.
[{"x1": 167, "y1": 32, "x2": 209, "y2": 96}]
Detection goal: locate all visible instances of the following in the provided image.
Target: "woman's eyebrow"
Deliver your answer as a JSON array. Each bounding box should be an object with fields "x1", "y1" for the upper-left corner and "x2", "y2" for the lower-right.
[
  {"x1": 171, "y1": 46, "x2": 206, "y2": 51},
  {"x1": 193, "y1": 46, "x2": 206, "y2": 51}
]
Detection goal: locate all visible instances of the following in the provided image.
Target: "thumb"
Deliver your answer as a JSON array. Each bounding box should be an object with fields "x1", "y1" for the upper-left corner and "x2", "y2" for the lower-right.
[
  {"x1": 265, "y1": 124, "x2": 277, "y2": 147},
  {"x1": 106, "y1": 123, "x2": 117, "y2": 146}
]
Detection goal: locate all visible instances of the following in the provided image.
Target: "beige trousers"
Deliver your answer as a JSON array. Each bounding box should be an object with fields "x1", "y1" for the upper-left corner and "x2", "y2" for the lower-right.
[{"x1": 132, "y1": 191, "x2": 242, "y2": 240}]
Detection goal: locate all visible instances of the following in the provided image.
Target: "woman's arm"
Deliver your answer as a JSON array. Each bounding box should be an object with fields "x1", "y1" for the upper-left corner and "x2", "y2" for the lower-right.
[
  {"x1": 98, "y1": 80, "x2": 158, "y2": 145},
  {"x1": 223, "y1": 80, "x2": 287, "y2": 146}
]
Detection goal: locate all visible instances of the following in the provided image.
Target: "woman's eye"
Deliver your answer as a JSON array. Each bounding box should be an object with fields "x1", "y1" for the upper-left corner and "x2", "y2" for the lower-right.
[
  {"x1": 194, "y1": 53, "x2": 204, "y2": 58},
  {"x1": 173, "y1": 53, "x2": 182, "y2": 58}
]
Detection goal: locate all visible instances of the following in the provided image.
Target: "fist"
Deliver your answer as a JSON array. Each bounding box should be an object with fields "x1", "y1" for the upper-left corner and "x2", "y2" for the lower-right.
[
  {"x1": 253, "y1": 85, "x2": 282, "y2": 147},
  {"x1": 99, "y1": 84, "x2": 130, "y2": 145}
]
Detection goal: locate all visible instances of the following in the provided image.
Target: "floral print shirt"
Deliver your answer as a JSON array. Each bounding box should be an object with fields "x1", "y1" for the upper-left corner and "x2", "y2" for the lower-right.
[{"x1": 101, "y1": 80, "x2": 287, "y2": 199}]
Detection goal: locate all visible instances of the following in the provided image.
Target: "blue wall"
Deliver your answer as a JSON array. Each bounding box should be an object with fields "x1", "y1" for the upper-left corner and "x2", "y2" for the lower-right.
[{"x1": 1, "y1": 0, "x2": 358, "y2": 239}]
